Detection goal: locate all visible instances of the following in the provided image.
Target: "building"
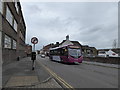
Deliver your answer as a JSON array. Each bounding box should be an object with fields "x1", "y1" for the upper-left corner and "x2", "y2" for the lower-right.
[
  {"x1": 118, "y1": 2, "x2": 120, "y2": 56},
  {"x1": 41, "y1": 35, "x2": 97, "y2": 57},
  {"x1": 0, "y1": 1, "x2": 26, "y2": 64},
  {"x1": 59, "y1": 35, "x2": 98, "y2": 57},
  {"x1": 59, "y1": 35, "x2": 82, "y2": 48},
  {"x1": 42, "y1": 43, "x2": 54, "y2": 55},
  {"x1": 25, "y1": 44, "x2": 32, "y2": 56},
  {"x1": 98, "y1": 48, "x2": 120, "y2": 57},
  {"x1": 82, "y1": 45, "x2": 98, "y2": 57}
]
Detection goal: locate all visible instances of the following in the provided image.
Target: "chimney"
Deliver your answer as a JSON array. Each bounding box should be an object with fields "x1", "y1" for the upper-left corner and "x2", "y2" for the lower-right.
[
  {"x1": 66, "y1": 35, "x2": 69, "y2": 40},
  {"x1": 56, "y1": 42, "x2": 59, "y2": 45}
]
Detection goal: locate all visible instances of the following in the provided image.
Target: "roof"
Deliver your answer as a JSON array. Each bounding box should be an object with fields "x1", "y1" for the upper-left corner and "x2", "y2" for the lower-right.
[
  {"x1": 71, "y1": 41, "x2": 82, "y2": 47},
  {"x1": 59, "y1": 40, "x2": 66, "y2": 45},
  {"x1": 98, "y1": 48, "x2": 120, "y2": 54},
  {"x1": 43, "y1": 44, "x2": 53, "y2": 50},
  {"x1": 60, "y1": 40, "x2": 82, "y2": 47}
]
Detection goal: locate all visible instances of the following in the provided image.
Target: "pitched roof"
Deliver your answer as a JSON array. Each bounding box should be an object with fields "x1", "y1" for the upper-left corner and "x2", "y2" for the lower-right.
[
  {"x1": 98, "y1": 48, "x2": 120, "y2": 54},
  {"x1": 59, "y1": 40, "x2": 66, "y2": 45},
  {"x1": 60, "y1": 40, "x2": 82, "y2": 47},
  {"x1": 71, "y1": 41, "x2": 82, "y2": 47}
]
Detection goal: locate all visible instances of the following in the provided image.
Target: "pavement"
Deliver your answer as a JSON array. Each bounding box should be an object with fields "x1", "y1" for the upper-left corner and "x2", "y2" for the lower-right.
[
  {"x1": 2, "y1": 55, "x2": 119, "y2": 89},
  {"x1": 2, "y1": 56, "x2": 62, "y2": 89},
  {"x1": 82, "y1": 61, "x2": 119, "y2": 69}
]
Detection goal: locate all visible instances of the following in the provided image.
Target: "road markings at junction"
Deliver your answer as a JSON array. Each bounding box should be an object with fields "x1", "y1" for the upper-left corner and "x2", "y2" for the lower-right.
[{"x1": 38, "y1": 62, "x2": 75, "y2": 90}]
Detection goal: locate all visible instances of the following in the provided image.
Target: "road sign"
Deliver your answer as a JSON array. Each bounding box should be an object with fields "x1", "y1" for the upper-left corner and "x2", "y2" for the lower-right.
[
  {"x1": 31, "y1": 37, "x2": 38, "y2": 44},
  {"x1": 31, "y1": 37, "x2": 38, "y2": 70}
]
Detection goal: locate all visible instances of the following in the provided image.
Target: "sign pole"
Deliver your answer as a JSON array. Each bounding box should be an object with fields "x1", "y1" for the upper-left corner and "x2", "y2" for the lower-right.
[
  {"x1": 31, "y1": 37, "x2": 38, "y2": 70},
  {"x1": 33, "y1": 44, "x2": 35, "y2": 52},
  {"x1": 32, "y1": 44, "x2": 36, "y2": 70}
]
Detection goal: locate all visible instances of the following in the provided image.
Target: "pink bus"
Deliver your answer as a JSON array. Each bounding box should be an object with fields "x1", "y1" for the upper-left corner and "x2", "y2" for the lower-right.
[{"x1": 49, "y1": 45, "x2": 83, "y2": 64}]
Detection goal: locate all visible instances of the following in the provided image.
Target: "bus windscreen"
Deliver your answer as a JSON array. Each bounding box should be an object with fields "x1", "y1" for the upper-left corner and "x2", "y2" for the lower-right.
[{"x1": 68, "y1": 48, "x2": 81, "y2": 58}]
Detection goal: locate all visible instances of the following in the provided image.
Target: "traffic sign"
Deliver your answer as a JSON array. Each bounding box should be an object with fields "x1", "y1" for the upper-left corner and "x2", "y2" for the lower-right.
[
  {"x1": 31, "y1": 37, "x2": 38, "y2": 44},
  {"x1": 31, "y1": 37, "x2": 38, "y2": 70}
]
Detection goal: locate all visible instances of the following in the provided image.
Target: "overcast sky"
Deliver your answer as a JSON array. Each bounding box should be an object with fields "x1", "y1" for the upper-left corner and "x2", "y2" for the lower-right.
[{"x1": 20, "y1": 2, "x2": 118, "y2": 50}]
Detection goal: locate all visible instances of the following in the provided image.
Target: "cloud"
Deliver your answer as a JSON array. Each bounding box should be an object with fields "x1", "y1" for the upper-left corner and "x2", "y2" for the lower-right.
[{"x1": 21, "y1": 2, "x2": 118, "y2": 50}]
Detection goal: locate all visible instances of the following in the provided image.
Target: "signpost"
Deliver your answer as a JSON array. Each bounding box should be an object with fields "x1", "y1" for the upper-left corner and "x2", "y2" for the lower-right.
[{"x1": 31, "y1": 37, "x2": 38, "y2": 70}]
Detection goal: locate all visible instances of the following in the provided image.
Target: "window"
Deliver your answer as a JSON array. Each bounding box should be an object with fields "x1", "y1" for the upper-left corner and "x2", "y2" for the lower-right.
[
  {"x1": 14, "y1": 19, "x2": 17, "y2": 31},
  {"x1": 12, "y1": 40, "x2": 16, "y2": 49},
  {"x1": 0, "y1": 1, "x2": 3, "y2": 14},
  {"x1": 4, "y1": 35, "x2": 11, "y2": 48},
  {"x1": 15, "y1": 2, "x2": 19, "y2": 13},
  {"x1": 19, "y1": 31, "x2": 25, "y2": 41},
  {"x1": 6, "y1": 6, "x2": 13, "y2": 26}
]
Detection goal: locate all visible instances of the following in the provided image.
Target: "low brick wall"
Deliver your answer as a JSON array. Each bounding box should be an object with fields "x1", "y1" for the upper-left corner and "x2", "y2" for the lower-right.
[
  {"x1": 83, "y1": 57, "x2": 120, "y2": 64},
  {"x1": 2, "y1": 49, "x2": 27, "y2": 65}
]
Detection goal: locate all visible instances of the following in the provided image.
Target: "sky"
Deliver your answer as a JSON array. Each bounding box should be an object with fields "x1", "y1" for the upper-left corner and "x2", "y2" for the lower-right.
[{"x1": 20, "y1": 1, "x2": 118, "y2": 50}]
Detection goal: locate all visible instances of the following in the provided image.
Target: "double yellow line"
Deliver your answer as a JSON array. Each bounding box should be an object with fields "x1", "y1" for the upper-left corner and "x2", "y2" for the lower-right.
[{"x1": 39, "y1": 62, "x2": 75, "y2": 90}]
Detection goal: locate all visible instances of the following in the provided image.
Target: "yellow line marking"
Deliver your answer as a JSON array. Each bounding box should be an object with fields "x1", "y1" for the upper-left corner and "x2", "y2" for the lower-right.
[
  {"x1": 45, "y1": 66, "x2": 73, "y2": 89},
  {"x1": 38, "y1": 62, "x2": 75, "y2": 90}
]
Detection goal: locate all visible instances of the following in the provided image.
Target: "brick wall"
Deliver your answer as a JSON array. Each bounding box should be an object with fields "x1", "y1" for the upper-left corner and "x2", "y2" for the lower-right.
[
  {"x1": 2, "y1": 49, "x2": 17, "y2": 65},
  {"x1": 83, "y1": 57, "x2": 120, "y2": 64}
]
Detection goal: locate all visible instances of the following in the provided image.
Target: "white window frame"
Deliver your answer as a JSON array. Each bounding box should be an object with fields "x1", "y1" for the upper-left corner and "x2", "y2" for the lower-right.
[{"x1": 4, "y1": 35, "x2": 11, "y2": 49}]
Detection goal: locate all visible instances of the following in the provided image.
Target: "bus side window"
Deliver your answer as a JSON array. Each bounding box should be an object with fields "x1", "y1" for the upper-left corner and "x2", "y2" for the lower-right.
[
  {"x1": 61, "y1": 49, "x2": 64, "y2": 55},
  {"x1": 64, "y1": 49, "x2": 68, "y2": 56},
  {"x1": 60, "y1": 49, "x2": 68, "y2": 56}
]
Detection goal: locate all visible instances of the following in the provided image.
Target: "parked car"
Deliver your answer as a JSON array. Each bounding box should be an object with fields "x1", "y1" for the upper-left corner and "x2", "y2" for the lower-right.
[
  {"x1": 41, "y1": 54, "x2": 45, "y2": 58},
  {"x1": 98, "y1": 51, "x2": 107, "y2": 57}
]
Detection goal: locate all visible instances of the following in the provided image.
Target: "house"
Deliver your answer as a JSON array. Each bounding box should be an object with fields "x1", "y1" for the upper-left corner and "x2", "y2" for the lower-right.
[
  {"x1": 106, "y1": 50, "x2": 118, "y2": 57},
  {"x1": 59, "y1": 35, "x2": 82, "y2": 48},
  {"x1": 42, "y1": 35, "x2": 97, "y2": 57},
  {"x1": 42, "y1": 43, "x2": 54, "y2": 55},
  {"x1": 59, "y1": 35, "x2": 97, "y2": 57},
  {"x1": 82, "y1": 45, "x2": 97, "y2": 57},
  {"x1": 98, "y1": 48, "x2": 120, "y2": 57}
]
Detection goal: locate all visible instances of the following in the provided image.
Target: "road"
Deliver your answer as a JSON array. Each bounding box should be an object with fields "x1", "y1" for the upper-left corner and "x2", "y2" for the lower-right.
[{"x1": 36, "y1": 55, "x2": 118, "y2": 88}]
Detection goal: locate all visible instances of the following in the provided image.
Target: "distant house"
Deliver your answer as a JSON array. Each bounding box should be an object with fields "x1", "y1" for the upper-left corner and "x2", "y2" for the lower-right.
[
  {"x1": 106, "y1": 50, "x2": 118, "y2": 57},
  {"x1": 82, "y1": 45, "x2": 97, "y2": 57},
  {"x1": 59, "y1": 35, "x2": 82, "y2": 48},
  {"x1": 59, "y1": 35, "x2": 97, "y2": 57},
  {"x1": 52, "y1": 42, "x2": 59, "y2": 48},
  {"x1": 42, "y1": 35, "x2": 97, "y2": 57},
  {"x1": 42, "y1": 43, "x2": 54, "y2": 55},
  {"x1": 98, "y1": 48, "x2": 120, "y2": 57}
]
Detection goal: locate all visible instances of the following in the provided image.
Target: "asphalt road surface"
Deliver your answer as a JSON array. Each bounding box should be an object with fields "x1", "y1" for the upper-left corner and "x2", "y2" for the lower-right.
[{"x1": 36, "y1": 55, "x2": 118, "y2": 88}]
